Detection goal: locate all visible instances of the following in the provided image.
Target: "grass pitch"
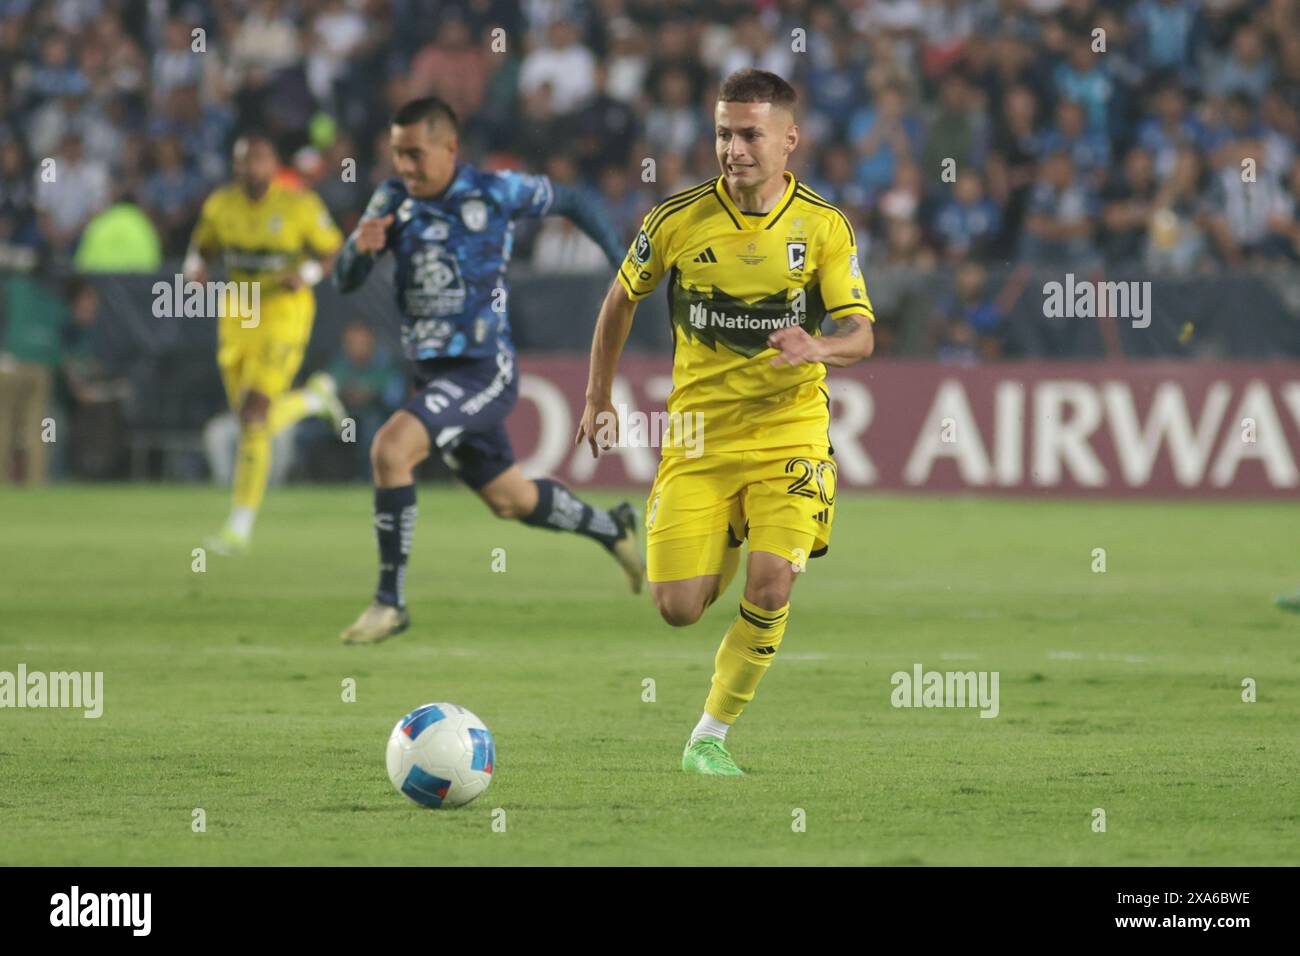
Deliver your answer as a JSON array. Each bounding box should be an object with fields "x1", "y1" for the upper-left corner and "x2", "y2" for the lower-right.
[{"x1": 1, "y1": 484, "x2": 1297, "y2": 866}]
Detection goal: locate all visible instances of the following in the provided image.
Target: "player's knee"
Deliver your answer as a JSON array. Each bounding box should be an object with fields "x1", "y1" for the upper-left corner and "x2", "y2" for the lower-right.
[
  {"x1": 744, "y1": 579, "x2": 792, "y2": 611},
  {"x1": 370, "y1": 431, "x2": 410, "y2": 481},
  {"x1": 484, "y1": 494, "x2": 517, "y2": 520},
  {"x1": 239, "y1": 393, "x2": 269, "y2": 428},
  {"x1": 653, "y1": 589, "x2": 705, "y2": 628}
]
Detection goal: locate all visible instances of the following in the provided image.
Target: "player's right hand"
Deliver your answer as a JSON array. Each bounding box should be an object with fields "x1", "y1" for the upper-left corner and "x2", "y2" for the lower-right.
[
  {"x1": 354, "y1": 214, "x2": 393, "y2": 255},
  {"x1": 575, "y1": 397, "x2": 619, "y2": 458}
]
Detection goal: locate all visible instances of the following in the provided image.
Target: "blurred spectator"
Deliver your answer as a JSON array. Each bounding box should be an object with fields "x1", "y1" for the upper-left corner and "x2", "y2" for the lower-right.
[
  {"x1": 59, "y1": 280, "x2": 129, "y2": 479},
  {"x1": 1100, "y1": 147, "x2": 1159, "y2": 264},
  {"x1": 140, "y1": 137, "x2": 205, "y2": 252},
  {"x1": 408, "y1": 15, "x2": 487, "y2": 121},
  {"x1": 73, "y1": 187, "x2": 162, "y2": 273},
  {"x1": 1040, "y1": 99, "x2": 1110, "y2": 190},
  {"x1": 1206, "y1": 24, "x2": 1274, "y2": 100},
  {"x1": 33, "y1": 134, "x2": 109, "y2": 256},
  {"x1": 1129, "y1": 0, "x2": 1199, "y2": 79},
  {"x1": 1053, "y1": 35, "x2": 1114, "y2": 137},
  {"x1": 1137, "y1": 84, "x2": 1204, "y2": 183},
  {"x1": 1206, "y1": 136, "x2": 1295, "y2": 267},
  {"x1": 644, "y1": 68, "x2": 704, "y2": 158},
  {"x1": 0, "y1": 135, "x2": 39, "y2": 252},
  {"x1": 0, "y1": 273, "x2": 66, "y2": 483},
  {"x1": 519, "y1": 20, "x2": 596, "y2": 116},
  {"x1": 934, "y1": 171, "x2": 1000, "y2": 263},
  {"x1": 1147, "y1": 148, "x2": 1207, "y2": 274},
  {"x1": 326, "y1": 320, "x2": 404, "y2": 480},
  {"x1": 931, "y1": 262, "x2": 1005, "y2": 364},
  {"x1": 1020, "y1": 151, "x2": 1098, "y2": 265},
  {"x1": 848, "y1": 83, "x2": 924, "y2": 197},
  {"x1": 923, "y1": 73, "x2": 989, "y2": 185}
]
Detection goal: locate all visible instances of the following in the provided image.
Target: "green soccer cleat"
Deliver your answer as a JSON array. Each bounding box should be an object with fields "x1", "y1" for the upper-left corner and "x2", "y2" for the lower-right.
[
  {"x1": 205, "y1": 526, "x2": 250, "y2": 556},
  {"x1": 1275, "y1": 590, "x2": 1300, "y2": 613},
  {"x1": 340, "y1": 601, "x2": 410, "y2": 644},
  {"x1": 682, "y1": 736, "x2": 744, "y2": 776},
  {"x1": 606, "y1": 502, "x2": 645, "y2": 595}
]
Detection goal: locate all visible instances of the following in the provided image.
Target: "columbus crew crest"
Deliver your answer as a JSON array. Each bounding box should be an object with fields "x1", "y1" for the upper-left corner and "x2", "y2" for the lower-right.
[{"x1": 787, "y1": 241, "x2": 807, "y2": 274}]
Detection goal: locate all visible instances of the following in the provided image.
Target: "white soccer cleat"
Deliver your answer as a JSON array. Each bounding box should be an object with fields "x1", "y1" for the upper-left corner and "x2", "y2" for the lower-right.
[
  {"x1": 340, "y1": 602, "x2": 410, "y2": 644},
  {"x1": 307, "y1": 371, "x2": 348, "y2": 433}
]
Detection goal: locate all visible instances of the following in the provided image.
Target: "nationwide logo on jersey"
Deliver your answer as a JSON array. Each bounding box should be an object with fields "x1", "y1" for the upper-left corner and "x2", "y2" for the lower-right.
[
  {"x1": 787, "y1": 241, "x2": 807, "y2": 274},
  {"x1": 461, "y1": 198, "x2": 488, "y2": 231},
  {"x1": 673, "y1": 284, "x2": 822, "y2": 358}
]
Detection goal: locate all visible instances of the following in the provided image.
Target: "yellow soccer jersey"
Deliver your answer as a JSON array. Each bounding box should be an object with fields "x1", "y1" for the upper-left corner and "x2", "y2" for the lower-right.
[
  {"x1": 617, "y1": 171, "x2": 873, "y2": 456},
  {"x1": 191, "y1": 181, "x2": 343, "y2": 294}
]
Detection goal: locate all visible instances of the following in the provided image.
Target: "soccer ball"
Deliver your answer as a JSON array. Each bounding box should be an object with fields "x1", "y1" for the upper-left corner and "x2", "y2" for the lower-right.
[{"x1": 386, "y1": 702, "x2": 495, "y2": 809}]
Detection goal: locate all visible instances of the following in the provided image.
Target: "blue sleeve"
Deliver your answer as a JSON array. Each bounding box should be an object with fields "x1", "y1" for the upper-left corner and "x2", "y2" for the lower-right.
[
  {"x1": 333, "y1": 182, "x2": 399, "y2": 293},
  {"x1": 493, "y1": 170, "x2": 556, "y2": 221},
  {"x1": 549, "y1": 183, "x2": 625, "y2": 268}
]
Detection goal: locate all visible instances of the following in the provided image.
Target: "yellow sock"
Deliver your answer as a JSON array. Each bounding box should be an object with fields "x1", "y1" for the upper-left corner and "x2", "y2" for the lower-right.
[
  {"x1": 704, "y1": 596, "x2": 789, "y2": 724},
  {"x1": 267, "y1": 388, "x2": 315, "y2": 436},
  {"x1": 232, "y1": 423, "x2": 272, "y2": 512}
]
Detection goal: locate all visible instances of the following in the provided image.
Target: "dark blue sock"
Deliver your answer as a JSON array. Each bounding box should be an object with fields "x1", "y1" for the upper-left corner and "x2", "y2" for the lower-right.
[
  {"x1": 521, "y1": 478, "x2": 621, "y2": 547},
  {"x1": 375, "y1": 484, "x2": 417, "y2": 607}
]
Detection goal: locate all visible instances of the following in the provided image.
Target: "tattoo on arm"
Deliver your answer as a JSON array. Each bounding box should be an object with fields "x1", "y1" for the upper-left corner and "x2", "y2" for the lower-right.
[{"x1": 829, "y1": 316, "x2": 861, "y2": 338}]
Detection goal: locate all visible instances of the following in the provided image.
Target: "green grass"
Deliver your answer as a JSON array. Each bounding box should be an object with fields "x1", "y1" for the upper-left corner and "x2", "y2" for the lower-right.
[{"x1": 1, "y1": 484, "x2": 1298, "y2": 865}]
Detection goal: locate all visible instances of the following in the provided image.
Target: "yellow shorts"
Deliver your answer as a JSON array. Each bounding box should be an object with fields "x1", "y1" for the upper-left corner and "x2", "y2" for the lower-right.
[
  {"x1": 645, "y1": 445, "x2": 837, "y2": 583},
  {"x1": 216, "y1": 293, "x2": 314, "y2": 406}
]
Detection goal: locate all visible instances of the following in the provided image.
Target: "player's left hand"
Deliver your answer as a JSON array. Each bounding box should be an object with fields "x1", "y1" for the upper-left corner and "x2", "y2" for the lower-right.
[{"x1": 768, "y1": 326, "x2": 827, "y2": 367}]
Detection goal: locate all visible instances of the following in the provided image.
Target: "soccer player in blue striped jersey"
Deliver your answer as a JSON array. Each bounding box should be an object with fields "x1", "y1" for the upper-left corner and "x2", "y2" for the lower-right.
[{"x1": 333, "y1": 97, "x2": 644, "y2": 643}]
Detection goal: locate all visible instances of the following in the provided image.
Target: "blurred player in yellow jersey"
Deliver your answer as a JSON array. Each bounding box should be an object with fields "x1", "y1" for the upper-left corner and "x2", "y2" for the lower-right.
[
  {"x1": 185, "y1": 133, "x2": 345, "y2": 553},
  {"x1": 577, "y1": 70, "x2": 875, "y2": 775}
]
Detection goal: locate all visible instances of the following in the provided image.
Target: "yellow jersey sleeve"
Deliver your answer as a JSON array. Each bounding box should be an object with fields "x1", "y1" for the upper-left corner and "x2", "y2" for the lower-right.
[
  {"x1": 297, "y1": 190, "x2": 344, "y2": 257},
  {"x1": 617, "y1": 209, "x2": 672, "y2": 302},
  {"x1": 190, "y1": 191, "x2": 223, "y2": 254},
  {"x1": 817, "y1": 216, "x2": 873, "y2": 322}
]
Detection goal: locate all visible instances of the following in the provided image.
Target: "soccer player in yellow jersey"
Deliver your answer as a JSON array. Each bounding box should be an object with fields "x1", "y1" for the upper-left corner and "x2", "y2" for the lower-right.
[
  {"x1": 576, "y1": 70, "x2": 876, "y2": 775},
  {"x1": 185, "y1": 133, "x2": 346, "y2": 553}
]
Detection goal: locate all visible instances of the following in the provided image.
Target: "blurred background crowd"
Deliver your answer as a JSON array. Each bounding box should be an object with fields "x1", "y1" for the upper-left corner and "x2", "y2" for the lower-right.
[
  {"x1": 3, "y1": 0, "x2": 1299, "y2": 272},
  {"x1": 1, "y1": 0, "x2": 1299, "y2": 483}
]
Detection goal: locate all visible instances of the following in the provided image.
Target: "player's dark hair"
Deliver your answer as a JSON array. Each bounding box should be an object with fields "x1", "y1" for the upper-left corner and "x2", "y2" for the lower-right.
[
  {"x1": 718, "y1": 69, "x2": 797, "y2": 114},
  {"x1": 392, "y1": 97, "x2": 460, "y2": 135}
]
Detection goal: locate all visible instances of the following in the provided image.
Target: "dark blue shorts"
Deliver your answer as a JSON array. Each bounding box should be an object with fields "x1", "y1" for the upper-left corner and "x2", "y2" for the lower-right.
[{"x1": 406, "y1": 348, "x2": 518, "y2": 490}]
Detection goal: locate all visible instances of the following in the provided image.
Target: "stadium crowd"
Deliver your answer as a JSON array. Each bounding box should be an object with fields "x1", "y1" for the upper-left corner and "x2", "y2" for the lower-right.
[
  {"x1": 3, "y1": 0, "x2": 1300, "y2": 482},
  {"x1": 1, "y1": 0, "x2": 1298, "y2": 275}
]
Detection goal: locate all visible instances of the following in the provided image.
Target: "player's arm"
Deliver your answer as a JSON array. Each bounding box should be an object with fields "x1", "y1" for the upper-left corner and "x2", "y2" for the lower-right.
[
  {"x1": 549, "y1": 184, "x2": 625, "y2": 268},
  {"x1": 770, "y1": 215, "x2": 875, "y2": 368},
  {"x1": 575, "y1": 278, "x2": 638, "y2": 457},
  {"x1": 333, "y1": 184, "x2": 397, "y2": 293},
  {"x1": 769, "y1": 311, "x2": 874, "y2": 368},
  {"x1": 499, "y1": 171, "x2": 624, "y2": 267},
  {"x1": 574, "y1": 207, "x2": 668, "y2": 457},
  {"x1": 183, "y1": 193, "x2": 222, "y2": 284}
]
